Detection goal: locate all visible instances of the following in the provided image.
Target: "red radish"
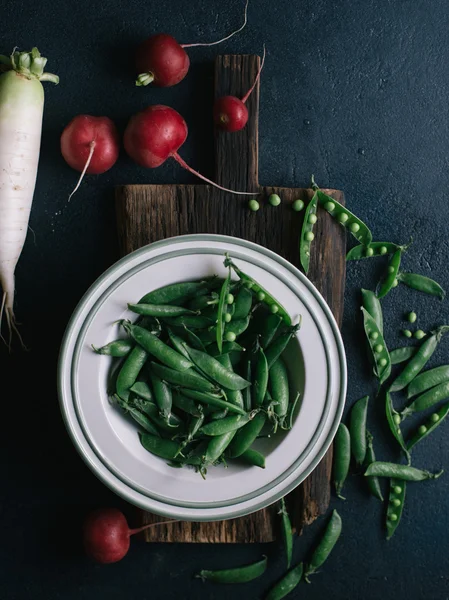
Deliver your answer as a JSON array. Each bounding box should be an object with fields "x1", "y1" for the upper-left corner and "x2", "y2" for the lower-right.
[
  {"x1": 60, "y1": 115, "x2": 120, "y2": 200},
  {"x1": 214, "y1": 46, "x2": 266, "y2": 132},
  {"x1": 83, "y1": 507, "x2": 176, "y2": 564},
  {"x1": 124, "y1": 104, "x2": 255, "y2": 195},
  {"x1": 135, "y1": 0, "x2": 249, "y2": 87}
]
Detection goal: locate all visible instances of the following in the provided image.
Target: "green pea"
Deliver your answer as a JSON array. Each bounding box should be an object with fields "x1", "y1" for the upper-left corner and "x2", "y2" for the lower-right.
[
  {"x1": 308, "y1": 213, "x2": 318, "y2": 225},
  {"x1": 338, "y1": 213, "x2": 349, "y2": 224},
  {"x1": 257, "y1": 291, "x2": 266, "y2": 301},
  {"x1": 269, "y1": 193, "x2": 281, "y2": 206},
  {"x1": 350, "y1": 222, "x2": 360, "y2": 233},
  {"x1": 388, "y1": 266, "x2": 395, "y2": 274},
  {"x1": 379, "y1": 357, "x2": 388, "y2": 367},
  {"x1": 414, "y1": 329, "x2": 426, "y2": 340},
  {"x1": 366, "y1": 247, "x2": 374, "y2": 257},
  {"x1": 379, "y1": 246, "x2": 388, "y2": 255},
  {"x1": 393, "y1": 486, "x2": 402, "y2": 494},
  {"x1": 225, "y1": 331, "x2": 237, "y2": 342},
  {"x1": 370, "y1": 331, "x2": 379, "y2": 341},
  {"x1": 418, "y1": 425, "x2": 427, "y2": 435},
  {"x1": 392, "y1": 498, "x2": 401, "y2": 507},
  {"x1": 270, "y1": 304, "x2": 279, "y2": 314},
  {"x1": 224, "y1": 313, "x2": 232, "y2": 323},
  {"x1": 226, "y1": 293, "x2": 234, "y2": 305},
  {"x1": 391, "y1": 278, "x2": 399, "y2": 288},
  {"x1": 305, "y1": 231, "x2": 314, "y2": 241},
  {"x1": 407, "y1": 311, "x2": 417, "y2": 323},
  {"x1": 324, "y1": 201, "x2": 335, "y2": 212},
  {"x1": 292, "y1": 199, "x2": 304, "y2": 212},
  {"x1": 402, "y1": 329, "x2": 412, "y2": 338},
  {"x1": 393, "y1": 414, "x2": 401, "y2": 425},
  {"x1": 431, "y1": 413, "x2": 440, "y2": 423},
  {"x1": 249, "y1": 199, "x2": 260, "y2": 211},
  {"x1": 389, "y1": 513, "x2": 398, "y2": 522},
  {"x1": 374, "y1": 344, "x2": 383, "y2": 354}
]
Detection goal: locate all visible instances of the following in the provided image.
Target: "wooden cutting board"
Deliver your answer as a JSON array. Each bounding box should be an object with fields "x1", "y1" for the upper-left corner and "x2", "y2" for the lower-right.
[{"x1": 115, "y1": 54, "x2": 346, "y2": 542}]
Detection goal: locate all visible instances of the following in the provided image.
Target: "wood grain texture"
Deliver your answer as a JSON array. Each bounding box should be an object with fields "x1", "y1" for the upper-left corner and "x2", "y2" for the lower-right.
[{"x1": 115, "y1": 54, "x2": 346, "y2": 543}]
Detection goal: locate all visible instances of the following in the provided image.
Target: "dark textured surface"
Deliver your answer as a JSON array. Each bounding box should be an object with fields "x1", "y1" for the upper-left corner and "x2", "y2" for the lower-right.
[{"x1": 1, "y1": 0, "x2": 449, "y2": 598}]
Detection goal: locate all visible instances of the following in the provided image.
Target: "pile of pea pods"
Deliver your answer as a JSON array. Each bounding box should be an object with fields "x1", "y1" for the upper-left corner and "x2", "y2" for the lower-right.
[{"x1": 94, "y1": 255, "x2": 301, "y2": 478}]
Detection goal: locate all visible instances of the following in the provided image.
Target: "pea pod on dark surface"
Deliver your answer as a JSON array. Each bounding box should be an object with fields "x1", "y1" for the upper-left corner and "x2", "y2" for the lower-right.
[
  {"x1": 299, "y1": 189, "x2": 319, "y2": 275},
  {"x1": 406, "y1": 403, "x2": 449, "y2": 450},
  {"x1": 390, "y1": 346, "x2": 417, "y2": 365},
  {"x1": 401, "y1": 381, "x2": 449, "y2": 418},
  {"x1": 349, "y1": 396, "x2": 369, "y2": 465},
  {"x1": 279, "y1": 497, "x2": 293, "y2": 568},
  {"x1": 364, "y1": 431, "x2": 384, "y2": 501},
  {"x1": 361, "y1": 288, "x2": 383, "y2": 334},
  {"x1": 196, "y1": 555, "x2": 267, "y2": 584},
  {"x1": 92, "y1": 338, "x2": 134, "y2": 357},
  {"x1": 140, "y1": 433, "x2": 182, "y2": 460},
  {"x1": 317, "y1": 189, "x2": 373, "y2": 246},
  {"x1": 385, "y1": 391, "x2": 410, "y2": 460},
  {"x1": 265, "y1": 562, "x2": 303, "y2": 600},
  {"x1": 333, "y1": 423, "x2": 351, "y2": 499},
  {"x1": 228, "y1": 412, "x2": 267, "y2": 457},
  {"x1": 361, "y1": 308, "x2": 391, "y2": 384},
  {"x1": 128, "y1": 303, "x2": 196, "y2": 318},
  {"x1": 116, "y1": 345, "x2": 148, "y2": 401},
  {"x1": 149, "y1": 362, "x2": 218, "y2": 394},
  {"x1": 237, "y1": 448, "x2": 266, "y2": 468},
  {"x1": 407, "y1": 365, "x2": 449, "y2": 399},
  {"x1": 138, "y1": 281, "x2": 209, "y2": 305},
  {"x1": 386, "y1": 478, "x2": 406, "y2": 540},
  {"x1": 397, "y1": 272, "x2": 446, "y2": 300},
  {"x1": 304, "y1": 510, "x2": 342, "y2": 583},
  {"x1": 364, "y1": 462, "x2": 443, "y2": 481},
  {"x1": 389, "y1": 326, "x2": 449, "y2": 392},
  {"x1": 377, "y1": 249, "x2": 402, "y2": 299},
  {"x1": 184, "y1": 346, "x2": 251, "y2": 391},
  {"x1": 346, "y1": 241, "x2": 406, "y2": 261}
]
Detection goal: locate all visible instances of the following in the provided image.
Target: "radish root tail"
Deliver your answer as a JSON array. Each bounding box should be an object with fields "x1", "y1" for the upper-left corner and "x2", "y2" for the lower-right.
[
  {"x1": 241, "y1": 44, "x2": 266, "y2": 104},
  {"x1": 172, "y1": 152, "x2": 256, "y2": 196},
  {"x1": 68, "y1": 141, "x2": 96, "y2": 202},
  {"x1": 128, "y1": 518, "x2": 179, "y2": 536},
  {"x1": 181, "y1": 0, "x2": 249, "y2": 48},
  {"x1": 0, "y1": 292, "x2": 27, "y2": 351}
]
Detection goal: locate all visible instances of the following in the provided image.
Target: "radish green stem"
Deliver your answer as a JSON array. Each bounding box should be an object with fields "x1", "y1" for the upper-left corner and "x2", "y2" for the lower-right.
[
  {"x1": 68, "y1": 141, "x2": 96, "y2": 201},
  {"x1": 241, "y1": 45, "x2": 266, "y2": 104},
  {"x1": 181, "y1": 0, "x2": 249, "y2": 48}
]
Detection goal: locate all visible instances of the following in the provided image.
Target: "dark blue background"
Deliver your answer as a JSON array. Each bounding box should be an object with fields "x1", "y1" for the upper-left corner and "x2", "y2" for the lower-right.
[{"x1": 2, "y1": 0, "x2": 449, "y2": 598}]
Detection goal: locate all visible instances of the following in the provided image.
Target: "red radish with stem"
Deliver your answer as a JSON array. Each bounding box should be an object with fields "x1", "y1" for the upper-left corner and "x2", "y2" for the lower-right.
[
  {"x1": 60, "y1": 115, "x2": 120, "y2": 200},
  {"x1": 214, "y1": 46, "x2": 266, "y2": 132},
  {"x1": 83, "y1": 507, "x2": 177, "y2": 564},
  {"x1": 124, "y1": 104, "x2": 256, "y2": 195},
  {"x1": 135, "y1": 0, "x2": 249, "y2": 87}
]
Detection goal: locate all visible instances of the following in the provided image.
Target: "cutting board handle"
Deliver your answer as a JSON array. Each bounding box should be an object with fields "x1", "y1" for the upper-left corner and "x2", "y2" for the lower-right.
[{"x1": 214, "y1": 55, "x2": 260, "y2": 193}]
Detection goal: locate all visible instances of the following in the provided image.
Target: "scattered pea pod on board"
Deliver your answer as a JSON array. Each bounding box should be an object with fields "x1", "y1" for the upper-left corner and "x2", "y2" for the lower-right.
[
  {"x1": 317, "y1": 189, "x2": 373, "y2": 246},
  {"x1": 304, "y1": 509, "x2": 342, "y2": 583},
  {"x1": 299, "y1": 188, "x2": 319, "y2": 274},
  {"x1": 265, "y1": 562, "x2": 303, "y2": 600}
]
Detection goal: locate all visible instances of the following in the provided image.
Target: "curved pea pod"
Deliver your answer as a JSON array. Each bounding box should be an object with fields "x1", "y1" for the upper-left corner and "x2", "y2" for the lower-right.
[
  {"x1": 92, "y1": 338, "x2": 134, "y2": 357},
  {"x1": 361, "y1": 288, "x2": 383, "y2": 334},
  {"x1": 299, "y1": 190, "x2": 319, "y2": 275},
  {"x1": 133, "y1": 398, "x2": 182, "y2": 432},
  {"x1": 389, "y1": 326, "x2": 449, "y2": 392},
  {"x1": 259, "y1": 314, "x2": 282, "y2": 349},
  {"x1": 172, "y1": 391, "x2": 203, "y2": 417},
  {"x1": 237, "y1": 448, "x2": 265, "y2": 468},
  {"x1": 184, "y1": 346, "x2": 251, "y2": 391},
  {"x1": 333, "y1": 423, "x2": 351, "y2": 499},
  {"x1": 385, "y1": 391, "x2": 410, "y2": 460},
  {"x1": 149, "y1": 372, "x2": 173, "y2": 422},
  {"x1": 163, "y1": 315, "x2": 214, "y2": 329},
  {"x1": 232, "y1": 286, "x2": 253, "y2": 320},
  {"x1": 149, "y1": 362, "x2": 218, "y2": 394},
  {"x1": 386, "y1": 478, "x2": 406, "y2": 540},
  {"x1": 196, "y1": 555, "x2": 267, "y2": 584},
  {"x1": 266, "y1": 321, "x2": 301, "y2": 370},
  {"x1": 227, "y1": 411, "x2": 267, "y2": 458},
  {"x1": 167, "y1": 328, "x2": 192, "y2": 360},
  {"x1": 204, "y1": 430, "x2": 237, "y2": 463},
  {"x1": 200, "y1": 413, "x2": 255, "y2": 436},
  {"x1": 364, "y1": 431, "x2": 383, "y2": 501},
  {"x1": 253, "y1": 348, "x2": 269, "y2": 407},
  {"x1": 265, "y1": 562, "x2": 303, "y2": 600},
  {"x1": 346, "y1": 241, "x2": 406, "y2": 261},
  {"x1": 139, "y1": 433, "x2": 182, "y2": 460},
  {"x1": 216, "y1": 267, "x2": 231, "y2": 354},
  {"x1": 401, "y1": 381, "x2": 449, "y2": 418},
  {"x1": 270, "y1": 358, "x2": 289, "y2": 419},
  {"x1": 129, "y1": 381, "x2": 153, "y2": 402},
  {"x1": 365, "y1": 462, "x2": 443, "y2": 481},
  {"x1": 181, "y1": 389, "x2": 246, "y2": 415},
  {"x1": 116, "y1": 345, "x2": 148, "y2": 401},
  {"x1": 215, "y1": 353, "x2": 244, "y2": 408},
  {"x1": 390, "y1": 346, "x2": 417, "y2": 365},
  {"x1": 317, "y1": 190, "x2": 373, "y2": 246},
  {"x1": 407, "y1": 365, "x2": 449, "y2": 399},
  {"x1": 397, "y1": 272, "x2": 446, "y2": 300},
  {"x1": 113, "y1": 396, "x2": 160, "y2": 437},
  {"x1": 361, "y1": 308, "x2": 391, "y2": 384},
  {"x1": 349, "y1": 396, "x2": 368, "y2": 465},
  {"x1": 128, "y1": 303, "x2": 196, "y2": 318},
  {"x1": 304, "y1": 510, "x2": 342, "y2": 583},
  {"x1": 277, "y1": 497, "x2": 293, "y2": 568},
  {"x1": 406, "y1": 402, "x2": 449, "y2": 450},
  {"x1": 224, "y1": 256, "x2": 292, "y2": 325},
  {"x1": 138, "y1": 281, "x2": 209, "y2": 305},
  {"x1": 377, "y1": 249, "x2": 401, "y2": 298}
]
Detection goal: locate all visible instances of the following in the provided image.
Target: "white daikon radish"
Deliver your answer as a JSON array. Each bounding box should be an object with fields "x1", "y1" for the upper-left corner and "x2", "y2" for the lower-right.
[{"x1": 0, "y1": 48, "x2": 58, "y2": 344}]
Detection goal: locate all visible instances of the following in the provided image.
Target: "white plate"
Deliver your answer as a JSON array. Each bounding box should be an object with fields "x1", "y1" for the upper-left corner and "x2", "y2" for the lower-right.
[{"x1": 58, "y1": 234, "x2": 346, "y2": 521}]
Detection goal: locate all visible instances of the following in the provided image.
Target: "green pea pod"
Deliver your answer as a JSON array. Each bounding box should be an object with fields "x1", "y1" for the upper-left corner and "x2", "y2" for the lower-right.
[
  {"x1": 333, "y1": 423, "x2": 351, "y2": 499},
  {"x1": 406, "y1": 402, "x2": 449, "y2": 450},
  {"x1": 129, "y1": 381, "x2": 153, "y2": 402},
  {"x1": 114, "y1": 396, "x2": 160, "y2": 437},
  {"x1": 217, "y1": 268, "x2": 232, "y2": 354},
  {"x1": 227, "y1": 412, "x2": 267, "y2": 458},
  {"x1": 140, "y1": 433, "x2": 182, "y2": 460},
  {"x1": 390, "y1": 346, "x2": 417, "y2": 365},
  {"x1": 204, "y1": 430, "x2": 237, "y2": 463},
  {"x1": 265, "y1": 562, "x2": 303, "y2": 600},
  {"x1": 237, "y1": 448, "x2": 265, "y2": 468},
  {"x1": 266, "y1": 322, "x2": 301, "y2": 370},
  {"x1": 349, "y1": 396, "x2": 369, "y2": 465},
  {"x1": 224, "y1": 256, "x2": 292, "y2": 325},
  {"x1": 172, "y1": 392, "x2": 203, "y2": 417},
  {"x1": 259, "y1": 314, "x2": 282, "y2": 349},
  {"x1": 389, "y1": 326, "x2": 449, "y2": 392},
  {"x1": 364, "y1": 462, "x2": 443, "y2": 481},
  {"x1": 216, "y1": 354, "x2": 244, "y2": 408},
  {"x1": 364, "y1": 431, "x2": 383, "y2": 501},
  {"x1": 233, "y1": 286, "x2": 253, "y2": 320},
  {"x1": 201, "y1": 413, "x2": 255, "y2": 436},
  {"x1": 196, "y1": 555, "x2": 267, "y2": 583},
  {"x1": 92, "y1": 338, "x2": 134, "y2": 357},
  {"x1": 361, "y1": 308, "x2": 391, "y2": 384},
  {"x1": 406, "y1": 365, "x2": 449, "y2": 399},
  {"x1": 122, "y1": 322, "x2": 193, "y2": 371},
  {"x1": 243, "y1": 360, "x2": 252, "y2": 411},
  {"x1": 402, "y1": 381, "x2": 449, "y2": 418},
  {"x1": 377, "y1": 249, "x2": 401, "y2": 298},
  {"x1": 198, "y1": 317, "x2": 251, "y2": 344},
  {"x1": 299, "y1": 190, "x2": 319, "y2": 275},
  {"x1": 149, "y1": 372, "x2": 173, "y2": 421},
  {"x1": 187, "y1": 293, "x2": 219, "y2": 311},
  {"x1": 304, "y1": 510, "x2": 342, "y2": 583},
  {"x1": 278, "y1": 497, "x2": 293, "y2": 568},
  {"x1": 167, "y1": 328, "x2": 191, "y2": 360},
  {"x1": 397, "y1": 272, "x2": 446, "y2": 300},
  {"x1": 270, "y1": 358, "x2": 289, "y2": 418},
  {"x1": 184, "y1": 346, "x2": 251, "y2": 391},
  {"x1": 149, "y1": 362, "x2": 218, "y2": 393},
  {"x1": 208, "y1": 341, "x2": 245, "y2": 357},
  {"x1": 361, "y1": 288, "x2": 383, "y2": 334},
  {"x1": 253, "y1": 348, "x2": 269, "y2": 407},
  {"x1": 139, "y1": 281, "x2": 209, "y2": 305},
  {"x1": 116, "y1": 345, "x2": 148, "y2": 401},
  {"x1": 385, "y1": 391, "x2": 410, "y2": 459},
  {"x1": 317, "y1": 190, "x2": 372, "y2": 246},
  {"x1": 133, "y1": 399, "x2": 182, "y2": 432},
  {"x1": 346, "y1": 241, "x2": 406, "y2": 261},
  {"x1": 163, "y1": 315, "x2": 214, "y2": 329},
  {"x1": 128, "y1": 303, "x2": 195, "y2": 317},
  {"x1": 181, "y1": 388, "x2": 246, "y2": 415},
  {"x1": 386, "y1": 478, "x2": 406, "y2": 540}
]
